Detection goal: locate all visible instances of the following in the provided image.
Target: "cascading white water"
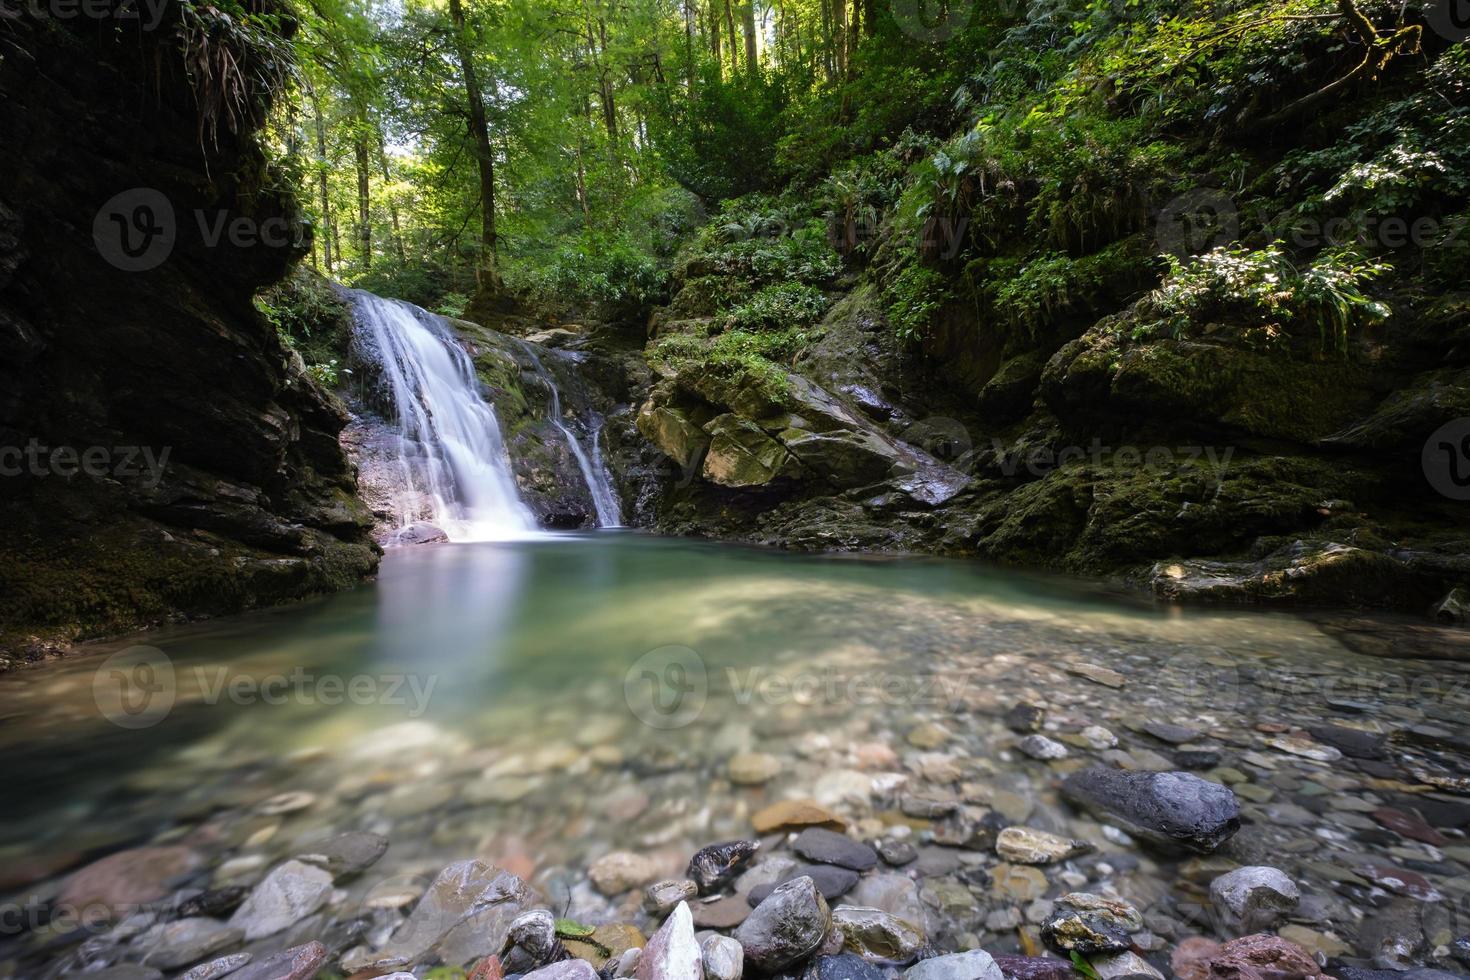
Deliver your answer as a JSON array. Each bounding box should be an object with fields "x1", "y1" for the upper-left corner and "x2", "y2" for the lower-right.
[
  {"x1": 347, "y1": 289, "x2": 537, "y2": 542},
  {"x1": 516, "y1": 342, "x2": 624, "y2": 528}
]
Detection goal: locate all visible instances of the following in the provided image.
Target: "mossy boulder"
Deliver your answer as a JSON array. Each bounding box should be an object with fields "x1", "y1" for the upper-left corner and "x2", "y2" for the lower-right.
[{"x1": 702, "y1": 414, "x2": 801, "y2": 488}]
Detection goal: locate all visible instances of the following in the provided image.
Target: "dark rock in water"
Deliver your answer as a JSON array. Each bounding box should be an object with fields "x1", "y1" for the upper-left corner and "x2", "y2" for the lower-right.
[
  {"x1": 903, "y1": 950, "x2": 1004, "y2": 980},
  {"x1": 1371, "y1": 807, "x2": 1448, "y2": 846},
  {"x1": 1142, "y1": 721, "x2": 1201, "y2": 745},
  {"x1": 992, "y1": 955, "x2": 1077, "y2": 980},
  {"x1": 1173, "y1": 750, "x2": 1221, "y2": 770},
  {"x1": 1040, "y1": 894, "x2": 1142, "y2": 956},
  {"x1": 228, "y1": 942, "x2": 329, "y2": 980},
  {"x1": 748, "y1": 865, "x2": 858, "y2": 905},
  {"x1": 734, "y1": 877, "x2": 831, "y2": 973},
  {"x1": 792, "y1": 828, "x2": 878, "y2": 871},
  {"x1": 505, "y1": 910, "x2": 564, "y2": 970},
  {"x1": 176, "y1": 886, "x2": 247, "y2": 919},
  {"x1": 1061, "y1": 768, "x2": 1240, "y2": 853},
  {"x1": 875, "y1": 839, "x2": 918, "y2": 867},
  {"x1": 932, "y1": 811, "x2": 1006, "y2": 850},
  {"x1": 1208, "y1": 867, "x2": 1300, "y2": 932},
  {"x1": 1306, "y1": 724, "x2": 1387, "y2": 759},
  {"x1": 1005, "y1": 704, "x2": 1046, "y2": 734},
  {"x1": 688, "y1": 840, "x2": 760, "y2": 895},
  {"x1": 804, "y1": 952, "x2": 888, "y2": 980},
  {"x1": 296, "y1": 830, "x2": 390, "y2": 878},
  {"x1": 1453, "y1": 935, "x2": 1470, "y2": 966}
]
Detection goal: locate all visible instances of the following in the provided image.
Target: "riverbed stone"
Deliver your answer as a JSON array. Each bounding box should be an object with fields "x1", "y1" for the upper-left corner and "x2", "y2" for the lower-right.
[
  {"x1": 876, "y1": 838, "x2": 918, "y2": 866},
  {"x1": 728, "y1": 753, "x2": 783, "y2": 786},
  {"x1": 61, "y1": 846, "x2": 202, "y2": 917},
  {"x1": 1061, "y1": 768, "x2": 1241, "y2": 853},
  {"x1": 806, "y1": 952, "x2": 886, "y2": 980},
  {"x1": 1209, "y1": 866, "x2": 1300, "y2": 931},
  {"x1": 1040, "y1": 894, "x2": 1143, "y2": 956},
  {"x1": 1266, "y1": 735, "x2": 1342, "y2": 762},
  {"x1": 528, "y1": 961, "x2": 602, "y2": 980},
  {"x1": 734, "y1": 877, "x2": 832, "y2": 973},
  {"x1": 180, "y1": 953, "x2": 252, "y2": 980},
  {"x1": 996, "y1": 827, "x2": 1093, "y2": 865},
  {"x1": 140, "y1": 918, "x2": 244, "y2": 970},
  {"x1": 689, "y1": 840, "x2": 760, "y2": 894},
  {"x1": 702, "y1": 934, "x2": 744, "y2": 980},
  {"x1": 1005, "y1": 704, "x2": 1046, "y2": 734},
  {"x1": 1067, "y1": 664, "x2": 1127, "y2": 688},
  {"x1": 1090, "y1": 951, "x2": 1163, "y2": 980},
  {"x1": 793, "y1": 828, "x2": 879, "y2": 871},
  {"x1": 748, "y1": 864, "x2": 858, "y2": 905},
  {"x1": 831, "y1": 906, "x2": 926, "y2": 963},
  {"x1": 692, "y1": 895, "x2": 751, "y2": 929},
  {"x1": 592, "y1": 852, "x2": 662, "y2": 895},
  {"x1": 507, "y1": 910, "x2": 561, "y2": 967},
  {"x1": 1020, "y1": 735, "x2": 1069, "y2": 760},
  {"x1": 647, "y1": 880, "x2": 700, "y2": 917},
  {"x1": 992, "y1": 955, "x2": 1078, "y2": 980},
  {"x1": 904, "y1": 949, "x2": 1004, "y2": 980},
  {"x1": 1197, "y1": 934, "x2": 1328, "y2": 980},
  {"x1": 752, "y1": 800, "x2": 846, "y2": 834},
  {"x1": 230, "y1": 941, "x2": 329, "y2": 980},
  {"x1": 1143, "y1": 722, "x2": 1202, "y2": 745},
  {"x1": 636, "y1": 901, "x2": 702, "y2": 980},
  {"x1": 227, "y1": 859, "x2": 333, "y2": 941},
  {"x1": 295, "y1": 830, "x2": 389, "y2": 878}
]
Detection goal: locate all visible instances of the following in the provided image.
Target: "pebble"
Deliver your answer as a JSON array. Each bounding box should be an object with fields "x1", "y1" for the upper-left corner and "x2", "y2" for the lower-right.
[
  {"x1": 1040, "y1": 893, "x2": 1142, "y2": 955},
  {"x1": 995, "y1": 827, "x2": 1092, "y2": 865},
  {"x1": 1209, "y1": 866, "x2": 1300, "y2": 931},
  {"x1": 591, "y1": 852, "x2": 662, "y2": 895},
  {"x1": 903, "y1": 949, "x2": 1003, "y2": 980},
  {"x1": 805, "y1": 952, "x2": 885, "y2": 980},
  {"x1": 734, "y1": 877, "x2": 832, "y2": 973},
  {"x1": 876, "y1": 838, "x2": 918, "y2": 866},
  {"x1": 687, "y1": 840, "x2": 760, "y2": 894},
  {"x1": 636, "y1": 902, "x2": 702, "y2": 980},
  {"x1": 691, "y1": 895, "x2": 751, "y2": 929},
  {"x1": 702, "y1": 934, "x2": 743, "y2": 980},
  {"x1": 747, "y1": 864, "x2": 858, "y2": 904},
  {"x1": 646, "y1": 879, "x2": 700, "y2": 916},
  {"x1": 180, "y1": 954, "x2": 252, "y2": 980},
  {"x1": 1266, "y1": 735, "x2": 1343, "y2": 763},
  {"x1": 752, "y1": 800, "x2": 846, "y2": 834},
  {"x1": 831, "y1": 906, "x2": 927, "y2": 963},
  {"x1": 1067, "y1": 664, "x2": 1127, "y2": 688},
  {"x1": 1091, "y1": 951, "x2": 1163, "y2": 980},
  {"x1": 227, "y1": 860, "x2": 332, "y2": 941},
  {"x1": 908, "y1": 723, "x2": 952, "y2": 749},
  {"x1": 1143, "y1": 722, "x2": 1202, "y2": 745},
  {"x1": 1019, "y1": 735, "x2": 1069, "y2": 761},
  {"x1": 792, "y1": 828, "x2": 878, "y2": 871},
  {"x1": 728, "y1": 753, "x2": 783, "y2": 786}
]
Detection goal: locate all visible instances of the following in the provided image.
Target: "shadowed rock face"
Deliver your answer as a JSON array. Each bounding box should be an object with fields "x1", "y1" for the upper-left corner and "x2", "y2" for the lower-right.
[{"x1": 0, "y1": 2, "x2": 379, "y2": 660}]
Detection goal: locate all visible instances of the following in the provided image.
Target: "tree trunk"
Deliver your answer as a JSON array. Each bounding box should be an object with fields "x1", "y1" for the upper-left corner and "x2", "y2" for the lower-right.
[
  {"x1": 743, "y1": 1, "x2": 757, "y2": 73},
  {"x1": 448, "y1": 0, "x2": 500, "y2": 291},
  {"x1": 354, "y1": 126, "x2": 371, "y2": 269},
  {"x1": 832, "y1": 0, "x2": 847, "y2": 77},
  {"x1": 709, "y1": 0, "x2": 722, "y2": 79},
  {"x1": 724, "y1": 0, "x2": 739, "y2": 72},
  {"x1": 310, "y1": 88, "x2": 333, "y2": 275}
]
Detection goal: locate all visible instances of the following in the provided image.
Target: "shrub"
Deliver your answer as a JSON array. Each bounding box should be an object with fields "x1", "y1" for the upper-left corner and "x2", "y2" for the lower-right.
[{"x1": 725, "y1": 282, "x2": 830, "y2": 333}]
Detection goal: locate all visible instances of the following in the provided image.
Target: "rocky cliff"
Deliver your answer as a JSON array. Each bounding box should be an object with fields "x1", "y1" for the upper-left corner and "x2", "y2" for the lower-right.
[{"x1": 0, "y1": 3, "x2": 379, "y2": 664}]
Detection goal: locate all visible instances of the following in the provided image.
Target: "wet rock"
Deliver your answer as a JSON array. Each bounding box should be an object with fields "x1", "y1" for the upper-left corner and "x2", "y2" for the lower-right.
[
  {"x1": 230, "y1": 941, "x2": 329, "y2": 980},
  {"x1": 1170, "y1": 938, "x2": 1221, "y2": 980},
  {"x1": 904, "y1": 950, "x2": 1004, "y2": 980},
  {"x1": 991, "y1": 864, "x2": 1050, "y2": 903},
  {"x1": 995, "y1": 827, "x2": 1092, "y2": 865},
  {"x1": 1371, "y1": 807, "x2": 1449, "y2": 845},
  {"x1": 691, "y1": 895, "x2": 751, "y2": 930},
  {"x1": 934, "y1": 811, "x2": 1006, "y2": 850},
  {"x1": 1080, "y1": 726, "x2": 1118, "y2": 750},
  {"x1": 876, "y1": 839, "x2": 918, "y2": 866},
  {"x1": 506, "y1": 910, "x2": 562, "y2": 968},
  {"x1": 1040, "y1": 894, "x2": 1143, "y2": 956},
  {"x1": 592, "y1": 852, "x2": 662, "y2": 896},
  {"x1": 806, "y1": 952, "x2": 887, "y2": 980},
  {"x1": 1005, "y1": 704, "x2": 1046, "y2": 734},
  {"x1": 734, "y1": 877, "x2": 832, "y2": 973},
  {"x1": 1061, "y1": 768, "x2": 1241, "y2": 853},
  {"x1": 992, "y1": 955, "x2": 1077, "y2": 980},
  {"x1": 180, "y1": 953, "x2": 252, "y2": 980},
  {"x1": 1433, "y1": 588, "x2": 1470, "y2": 624},
  {"x1": 565, "y1": 923, "x2": 645, "y2": 967},
  {"x1": 636, "y1": 902, "x2": 702, "y2": 980},
  {"x1": 1143, "y1": 722, "x2": 1201, "y2": 745},
  {"x1": 1090, "y1": 952, "x2": 1163, "y2": 980},
  {"x1": 227, "y1": 859, "x2": 333, "y2": 941},
  {"x1": 748, "y1": 865, "x2": 858, "y2": 905},
  {"x1": 1208, "y1": 867, "x2": 1300, "y2": 932},
  {"x1": 1198, "y1": 934, "x2": 1328, "y2": 980},
  {"x1": 176, "y1": 887, "x2": 247, "y2": 919},
  {"x1": 258, "y1": 791, "x2": 316, "y2": 815},
  {"x1": 831, "y1": 906, "x2": 926, "y2": 964},
  {"x1": 901, "y1": 792, "x2": 961, "y2": 819},
  {"x1": 1067, "y1": 664, "x2": 1126, "y2": 688},
  {"x1": 849, "y1": 874, "x2": 925, "y2": 926},
  {"x1": 702, "y1": 934, "x2": 744, "y2": 980},
  {"x1": 140, "y1": 918, "x2": 244, "y2": 971},
  {"x1": 295, "y1": 830, "x2": 389, "y2": 878},
  {"x1": 793, "y1": 829, "x2": 879, "y2": 871},
  {"x1": 752, "y1": 800, "x2": 847, "y2": 834},
  {"x1": 1174, "y1": 750, "x2": 1221, "y2": 770},
  {"x1": 908, "y1": 724, "x2": 952, "y2": 749},
  {"x1": 527, "y1": 961, "x2": 602, "y2": 980},
  {"x1": 729, "y1": 753, "x2": 783, "y2": 786},
  {"x1": 81, "y1": 969, "x2": 163, "y2": 980},
  {"x1": 1363, "y1": 864, "x2": 1443, "y2": 901},
  {"x1": 646, "y1": 880, "x2": 700, "y2": 917},
  {"x1": 1305, "y1": 725, "x2": 1387, "y2": 760},
  {"x1": 1265, "y1": 735, "x2": 1342, "y2": 762},
  {"x1": 688, "y1": 841, "x2": 761, "y2": 895},
  {"x1": 61, "y1": 846, "x2": 202, "y2": 917},
  {"x1": 1019, "y1": 735, "x2": 1069, "y2": 761},
  {"x1": 347, "y1": 859, "x2": 531, "y2": 971},
  {"x1": 1358, "y1": 899, "x2": 1425, "y2": 971}
]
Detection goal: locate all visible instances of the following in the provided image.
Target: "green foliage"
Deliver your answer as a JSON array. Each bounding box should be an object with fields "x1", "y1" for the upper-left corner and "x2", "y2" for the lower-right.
[
  {"x1": 988, "y1": 240, "x2": 1148, "y2": 336},
  {"x1": 725, "y1": 282, "x2": 830, "y2": 332},
  {"x1": 1138, "y1": 244, "x2": 1391, "y2": 353},
  {"x1": 505, "y1": 232, "x2": 667, "y2": 319},
  {"x1": 884, "y1": 261, "x2": 949, "y2": 343}
]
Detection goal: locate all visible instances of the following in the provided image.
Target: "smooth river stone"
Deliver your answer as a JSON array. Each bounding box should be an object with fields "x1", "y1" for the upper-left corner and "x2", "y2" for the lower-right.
[
  {"x1": 1061, "y1": 768, "x2": 1241, "y2": 853},
  {"x1": 747, "y1": 864, "x2": 858, "y2": 905},
  {"x1": 904, "y1": 950, "x2": 1004, "y2": 980},
  {"x1": 792, "y1": 828, "x2": 878, "y2": 871},
  {"x1": 636, "y1": 902, "x2": 702, "y2": 980},
  {"x1": 735, "y1": 877, "x2": 832, "y2": 973},
  {"x1": 227, "y1": 860, "x2": 332, "y2": 941}
]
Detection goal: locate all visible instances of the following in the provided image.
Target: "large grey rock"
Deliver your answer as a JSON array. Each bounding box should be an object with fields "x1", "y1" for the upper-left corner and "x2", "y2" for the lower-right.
[
  {"x1": 904, "y1": 950, "x2": 1004, "y2": 980},
  {"x1": 734, "y1": 876, "x2": 831, "y2": 973},
  {"x1": 1040, "y1": 894, "x2": 1143, "y2": 956},
  {"x1": 140, "y1": 918, "x2": 244, "y2": 970},
  {"x1": 831, "y1": 906, "x2": 926, "y2": 963},
  {"x1": 1209, "y1": 866, "x2": 1300, "y2": 931},
  {"x1": 346, "y1": 859, "x2": 531, "y2": 971},
  {"x1": 792, "y1": 829, "x2": 878, "y2": 871},
  {"x1": 806, "y1": 952, "x2": 888, "y2": 980},
  {"x1": 636, "y1": 901, "x2": 702, "y2": 980},
  {"x1": 1061, "y1": 768, "x2": 1240, "y2": 853},
  {"x1": 229, "y1": 941, "x2": 329, "y2": 980},
  {"x1": 227, "y1": 860, "x2": 333, "y2": 941},
  {"x1": 295, "y1": 831, "x2": 389, "y2": 878}
]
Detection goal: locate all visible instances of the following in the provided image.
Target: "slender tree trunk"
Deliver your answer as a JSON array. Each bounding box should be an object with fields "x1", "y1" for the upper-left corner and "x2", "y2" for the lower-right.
[
  {"x1": 310, "y1": 89, "x2": 334, "y2": 275},
  {"x1": 724, "y1": 0, "x2": 739, "y2": 71},
  {"x1": 709, "y1": 0, "x2": 722, "y2": 78},
  {"x1": 354, "y1": 126, "x2": 371, "y2": 270},
  {"x1": 684, "y1": 0, "x2": 697, "y2": 94},
  {"x1": 448, "y1": 0, "x2": 500, "y2": 291},
  {"x1": 742, "y1": 1, "x2": 757, "y2": 73},
  {"x1": 833, "y1": 0, "x2": 847, "y2": 77}
]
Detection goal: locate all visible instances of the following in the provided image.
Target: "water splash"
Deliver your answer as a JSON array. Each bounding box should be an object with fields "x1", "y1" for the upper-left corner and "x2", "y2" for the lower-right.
[
  {"x1": 516, "y1": 341, "x2": 624, "y2": 528},
  {"x1": 346, "y1": 289, "x2": 537, "y2": 542}
]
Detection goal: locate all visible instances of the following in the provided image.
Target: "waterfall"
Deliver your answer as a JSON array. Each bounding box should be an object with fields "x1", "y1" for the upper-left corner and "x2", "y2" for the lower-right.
[
  {"x1": 346, "y1": 289, "x2": 537, "y2": 542},
  {"x1": 516, "y1": 342, "x2": 625, "y2": 528}
]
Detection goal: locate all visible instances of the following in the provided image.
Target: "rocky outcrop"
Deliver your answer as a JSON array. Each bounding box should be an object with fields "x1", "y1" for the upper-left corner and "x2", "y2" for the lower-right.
[{"x1": 0, "y1": 0, "x2": 379, "y2": 661}]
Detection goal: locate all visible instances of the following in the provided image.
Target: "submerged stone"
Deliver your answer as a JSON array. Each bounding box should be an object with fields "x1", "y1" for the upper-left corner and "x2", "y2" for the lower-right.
[{"x1": 1061, "y1": 768, "x2": 1241, "y2": 853}]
